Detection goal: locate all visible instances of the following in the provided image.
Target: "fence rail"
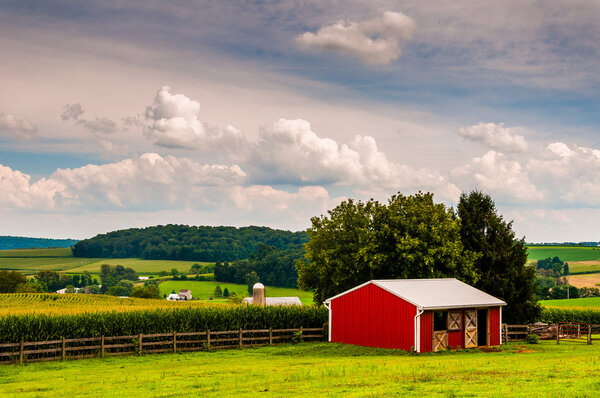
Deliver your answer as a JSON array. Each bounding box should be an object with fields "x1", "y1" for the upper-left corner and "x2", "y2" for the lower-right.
[
  {"x1": 0, "y1": 327, "x2": 325, "y2": 365},
  {"x1": 502, "y1": 323, "x2": 600, "y2": 344}
]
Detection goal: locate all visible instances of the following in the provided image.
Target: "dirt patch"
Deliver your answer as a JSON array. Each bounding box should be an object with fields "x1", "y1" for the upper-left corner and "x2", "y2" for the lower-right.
[
  {"x1": 479, "y1": 347, "x2": 501, "y2": 353},
  {"x1": 513, "y1": 346, "x2": 535, "y2": 353}
]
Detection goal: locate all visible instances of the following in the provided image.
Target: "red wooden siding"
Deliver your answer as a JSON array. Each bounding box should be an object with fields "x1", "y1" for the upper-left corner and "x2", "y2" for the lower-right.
[
  {"x1": 419, "y1": 311, "x2": 433, "y2": 353},
  {"x1": 330, "y1": 283, "x2": 416, "y2": 350},
  {"x1": 489, "y1": 306, "x2": 501, "y2": 346}
]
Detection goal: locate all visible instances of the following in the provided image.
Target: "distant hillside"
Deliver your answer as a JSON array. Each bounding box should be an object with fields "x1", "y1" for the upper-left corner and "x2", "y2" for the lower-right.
[
  {"x1": 73, "y1": 224, "x2": 308, "y2": 262},
  {"x1": 0, "y1": 236, "x2": 78, "y2": 250}
]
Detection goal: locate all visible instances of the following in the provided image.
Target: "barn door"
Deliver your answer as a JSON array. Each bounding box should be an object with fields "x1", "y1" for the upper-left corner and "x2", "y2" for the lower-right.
[
  {"x1": 433, "y1": 331, "x2": 448, "y2": 352},
  {"x1": 464, "y1": 309, "x2": 478, "y2": 348}
]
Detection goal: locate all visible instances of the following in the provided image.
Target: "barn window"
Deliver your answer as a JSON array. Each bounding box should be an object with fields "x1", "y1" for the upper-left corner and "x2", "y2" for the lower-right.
[
  {"x1": 447, "y1": 311, "x2": 462, "y2": 331},
  {"x1": 433, "y1": 311, "x2": 447, "y2": 331}
]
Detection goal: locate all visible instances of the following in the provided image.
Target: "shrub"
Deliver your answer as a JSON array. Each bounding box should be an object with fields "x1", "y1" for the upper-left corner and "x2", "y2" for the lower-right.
[
  {"x1": 526, "y1": 334, "x2": 539, "y2": 344},
  {"x1": 540, "y1": 307, "x2": 600, "y2": 324}
]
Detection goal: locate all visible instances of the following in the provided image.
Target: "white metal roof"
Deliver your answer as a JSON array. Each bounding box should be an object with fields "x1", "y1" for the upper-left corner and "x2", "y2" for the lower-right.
[
  {"x1": 325, "y1": 278, "x2": 506, "y2": 310},
  {"x1": 243, "y1": 297, "x2": 302, "y2": 306}
]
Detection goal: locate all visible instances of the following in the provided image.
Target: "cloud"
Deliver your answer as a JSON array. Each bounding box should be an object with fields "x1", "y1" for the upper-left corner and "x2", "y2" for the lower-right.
[
  {"x1": 296, "y1": 11, "x2": 416, "y2": 66},
  {"x1": 61, "y1": 103, "x2": 117, "y2": 134},
  {"x1": 0, "y1": 113, "x2": 36, "y2": 140},
  {"x1": 143, "y1": 86, "x2": 246, "y2": 150},
  {"x1": 0, "y1": 154, "x2": 246, "y2": 211},
  {"x1": 61, "y1": 103, "x2": 84, "y2": 121},
  {"x1": 527, "y1": 142, "x2": 600, "y2": 205},
  {"x1": 98, "y1": 139, "x2": 129, "y2": 158},
  {"x1": 249, "y1": 118, "x2": 460, "y2": 200},
  {"x1": 458, "y1": 122, "x2": 528, "y2": 153},
  {"x1": 452, "y1": 150, "x2": 543, "y2": 202}
]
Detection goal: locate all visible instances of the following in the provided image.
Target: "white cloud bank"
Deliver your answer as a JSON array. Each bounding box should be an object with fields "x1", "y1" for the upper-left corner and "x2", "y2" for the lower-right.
[
  {"x1": 296, "y1": 11, "x2": 416, "y2": 66},
  {"x1": 459, "y1": 122, "x2": 528, "y2": 153},
  {"x1": 0, "y1": 113, "x2": 36, "y2": 140}
]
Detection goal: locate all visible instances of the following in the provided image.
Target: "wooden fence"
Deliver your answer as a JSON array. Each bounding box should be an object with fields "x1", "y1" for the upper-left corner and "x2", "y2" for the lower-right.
[
  {"x1": 0, "y1": 327, "x2": 325, "y2": 365},
  {"x1": 502, "y1": 323, "x2": 600, "y2": 344}
]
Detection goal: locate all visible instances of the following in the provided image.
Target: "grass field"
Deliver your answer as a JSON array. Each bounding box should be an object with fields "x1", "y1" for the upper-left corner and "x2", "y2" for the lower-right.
[
  {"x1": 0, "y1": 248, "x2": 208, "y2": 275},
  {"x1": 527, "y1": 245, "x2": 600, "y2": 261},
  {"x1": 566, "y1": 261, "x2": 600, "y2": 274},
  {"x1": 541, "y1": 297, "x2": 600, "y2": 309},
  {"x1": 0, "y1": 293, "x2": 216, "y2": 316},
  {"x1": 561, "y1": 273, "x2": 600, "y2": 289},
  {"x1": 1, "y1": 341, "x2": 599, "y2": 397},
  {"x1": 158, "y1": 280, "x2": 314, "y2": 304}
]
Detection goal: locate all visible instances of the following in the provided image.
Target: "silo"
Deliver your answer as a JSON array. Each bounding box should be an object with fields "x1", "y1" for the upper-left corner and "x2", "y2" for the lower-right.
[{"x1": 252, "y1": 282, "x2": 266, "y2": 306}]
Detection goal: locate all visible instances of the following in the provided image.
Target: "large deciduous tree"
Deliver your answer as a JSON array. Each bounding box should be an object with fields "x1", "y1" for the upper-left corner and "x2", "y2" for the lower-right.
[
  {"x1": 297, "y1": 192, "x2": 478, "y2": 304},
  {"x1": 457, "y1": 191, "x2": 540, "y2": 323}
]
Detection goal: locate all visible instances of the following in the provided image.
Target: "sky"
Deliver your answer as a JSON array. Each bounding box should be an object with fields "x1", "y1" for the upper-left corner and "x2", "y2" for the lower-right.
[{"x1": 1, "y1": 1, "x2": 600, "y2": 242}]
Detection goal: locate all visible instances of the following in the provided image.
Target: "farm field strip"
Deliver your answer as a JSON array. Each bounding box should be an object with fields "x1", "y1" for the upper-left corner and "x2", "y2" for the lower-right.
[
  {"x1": 158, "y1": 281, "x2": 313, "y2": 304},
  {"x1": 541, "y1": 296, "x2": 600, "y2": 309},
  {"x1": 561, "y1": 273, "x2": 600, "y2": 289},
  {"x1": 0, "y1": 247, "x2": 73, "y2": 257},
  {"x1": 1, "y1": 342, "x2": 600, "y2": 397},
  {"x1": 566, "y1": 261, "x2": 600, "y2": 274},
  {"x1": 0, "y1": 293, "x2": 216, "y2": 316},
  {"x1": 65, "y1": 258, "x2": 209, "y2": 274},
  {"x1": 527, "y1": 246, "x2": 600, "y2": 261},
  {"x1": 0, "y1": 257, "x2": 101, "y2": 274}
]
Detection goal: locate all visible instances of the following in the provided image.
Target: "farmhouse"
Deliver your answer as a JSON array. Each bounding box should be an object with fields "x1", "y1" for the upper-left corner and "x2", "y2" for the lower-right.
[
  {"x1": 166, "y1": 290, "x2": 180, "y2": 301},
  {"x1": 243, "y1": 282, "x2": 302, "y2": 306},
  {"x1": 179, "y1": 289, "x2": 192, "y2": 300},
  {"x1": 324, "y1": 278, "x2": 505, "y2": 353}
]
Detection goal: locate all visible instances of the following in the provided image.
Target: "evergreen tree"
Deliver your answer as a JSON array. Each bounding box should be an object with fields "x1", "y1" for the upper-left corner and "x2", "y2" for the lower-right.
[
  {"x1": 214, "y1": 285, "x2": 223, "y2": 297},
  {"x1": 457, "y1": 191, "x2": 541, "y2": 323},
  {"x1": 223, "y1": 287, "x2": 230, "y2": 297}
]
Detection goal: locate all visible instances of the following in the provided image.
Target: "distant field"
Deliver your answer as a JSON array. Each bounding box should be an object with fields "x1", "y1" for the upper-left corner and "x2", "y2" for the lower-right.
[
  {"x1": 567, "y1": 261, "x2": 600, "y2": 274},
  {"x1": 0, "y1": 248, "x2": 209, "y2": 275},
  {"x1": 527, "y1": 246, "x2": 600, "y2": 261},
  {"x1": 0, "y1": 293, "x2": 215, "y2": 316},
  {"x1": 158, "y1": 280, "x2": 313, "y2": 304},
  {"x1": 541, "y1": 297, "x2": 600, "y2": 309},
  {"x1": 563, "y1": 273, "x2": 600, "y2": 289},
  {"x1": 0, "y1": 247, "x2": 73, "y2": 257}
]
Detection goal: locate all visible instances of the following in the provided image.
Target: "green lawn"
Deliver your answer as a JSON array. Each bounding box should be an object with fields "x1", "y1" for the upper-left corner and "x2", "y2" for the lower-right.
[
  {"x1": 527, "y1": 245, "x2": 600, "y2": 261},
  {"x1": 541, "y1": 297, "x2": 600, "y2": 309},
  {"x1": 2, "y1": 341, "x2": 600, "y2": 397},
  {"x1": 158, "y1": 280, "x2": 314, "y2": 304}
]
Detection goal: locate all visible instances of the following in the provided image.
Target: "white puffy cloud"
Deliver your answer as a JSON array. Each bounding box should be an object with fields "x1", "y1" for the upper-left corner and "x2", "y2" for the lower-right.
[
  {"x1": 0, "y1": 154, "x2": 246, "y2": 211},
  {"x1": 452, "y1": 150, "x2": 543, "y2": 202},
  {"x1": 458, "y1": 122, "x2": 528, "y2": 153},
  {"x1": 296, "y1": 11, "x2": 416, "y2": 66},
  {"x1": 249, "y1": 118, "x2": 460, "y2": 200},
  {"x1": 144, "y1": 86, "x2": 246, "y2": 150},
  {"x1": 0, "y1": 113, "x2": 36, "y2": 140},
  {"x1": 527, "y1": 142, "x2": 600, "y2": 205}
]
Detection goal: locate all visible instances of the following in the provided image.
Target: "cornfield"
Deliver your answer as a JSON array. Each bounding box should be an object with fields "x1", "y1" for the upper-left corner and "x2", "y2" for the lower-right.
[
  {"x1": 0, "y1": 294, "x2": 328, "y2": 343},
  {"x1": 0, "y1": 293, "x2": 213, "y2": 316}
]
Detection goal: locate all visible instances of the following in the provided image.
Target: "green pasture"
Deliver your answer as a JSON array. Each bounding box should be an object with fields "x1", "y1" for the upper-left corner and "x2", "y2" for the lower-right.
[
  {"x1": 66, "y1": 258, "x2": 208, "y2": 275},
  {"x1": 0, "y1": 247, "x2": 73, "y2": 257},
  {"x1": 158, "y1": 280, "x2": 314, "y2": 304},
  {"x1": 541, "y1": 297, "x2": 600, "y2": 309},
  {"x1": 0, "y1": 257, "x2": 101, "y2": 275},
  {"x1": 2, "y1": 341, "x2": 600, "y2": 397},
  {"x1": 527, "y1": 245, "x2": 600, "y2": 261},
  {"x1": 568, "y1": 262, "x2": 600, "y2": 274}
]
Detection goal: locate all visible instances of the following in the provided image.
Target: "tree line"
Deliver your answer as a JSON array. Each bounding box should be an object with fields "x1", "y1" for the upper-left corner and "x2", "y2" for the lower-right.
[{"x1": 72, "y1": 224, "x2": 308, "y2": 262}]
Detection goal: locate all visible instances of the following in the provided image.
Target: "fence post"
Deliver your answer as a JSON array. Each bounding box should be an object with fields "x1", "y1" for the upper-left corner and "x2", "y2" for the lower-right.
[
  {"x1": 588, "y1": 324, "x2": 592, "y2": 345},
  {"x1": 556, "y1": 323, "x2": 560, "y2": 344},
  {"x1": 528, "y1": 323, "x2": 531, "y2": 336},
  {"x1": 239, "y1": 329, "x2": 243, "y2": 348},
  {"x1": 269, "y1": 327, "x2": 273, "y2": 345},
  {"x1": 300, "y1": 326, "x2": 303, "y2": 342},
  {"x1": 19, "y1": 340, "x2": 23, "y2": 365},
  {"x1": 62, "y1": 337, "x2": 66, "y2": 361},
  {"x1": 503, "y1": 324, "x2": 507, "y2": 343},
  {"x1": 207, "y1": 329, "x2": 211, "y2": 350},
  {"x1": 101, "y1": 335, "x2": 105, "y2": 358},
  {"x1": 173, "y1": 331, "x2": 177, "y2": 353},
  {"x1": 139, "y1": 333, "x2": 143, "y2": 355}
]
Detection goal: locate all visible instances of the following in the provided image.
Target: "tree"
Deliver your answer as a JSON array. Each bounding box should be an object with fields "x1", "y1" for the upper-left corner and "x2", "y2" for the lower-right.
[
  {"x1": 214, "y1": 285, "x2": 223, "y2": 297},
  {"x1": 223, "y1": 287, "x2": 230, "y2": 297},
  {"x1": 131, "y1": 284, "x2": 161, "y2": 299},
  {"x1": 15, "y1": 280, "x2": 45, "y2": 293},
  {"x1": 107, "y1": 280, "x2": 134, "y2": 296},
  {"x1": 245, "y1": 271, "x2": 259, "y2": 294},
  {"x1": 563, "y1": 262, "x2": 569, "y2": 276},
  {"x1": 0, "y1": 271, "x2": 27, "y2": 293},
  {"x1": 65, "y1": 285, "x2": 76, "y2": 293},
  {"x1": 458, "y1": 191, "x2": 541, "y2": 323},
  {"x1": 297, "y1": 192, "x2": 477, "y2": 305}
]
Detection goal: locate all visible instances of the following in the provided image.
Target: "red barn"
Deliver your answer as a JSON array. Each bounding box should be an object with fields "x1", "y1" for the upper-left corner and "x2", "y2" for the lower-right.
[{"x1": 324, "y1": 279, "x2": 505, "y2": 353}]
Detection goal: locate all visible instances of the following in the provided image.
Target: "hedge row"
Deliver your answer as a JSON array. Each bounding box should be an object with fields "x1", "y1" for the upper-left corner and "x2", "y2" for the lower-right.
[
  {"x1": 540, "y1": 307, "x2": 600, "y2": 324},
  {"x1": 0, "y1": 305, "x2": 328, "y2": 343}
]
